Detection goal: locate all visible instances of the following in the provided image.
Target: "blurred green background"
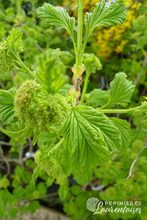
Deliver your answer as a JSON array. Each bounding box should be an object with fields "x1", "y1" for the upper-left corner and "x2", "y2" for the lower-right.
[{"x1": 0, "y1": 0, "x2": 147, "y2": 219}]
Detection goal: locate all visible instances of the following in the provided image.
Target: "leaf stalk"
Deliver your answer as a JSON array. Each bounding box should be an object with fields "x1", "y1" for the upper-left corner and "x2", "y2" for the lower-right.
[{"x1": 76, "y1": 0, "x2": 83, "y2": 68}]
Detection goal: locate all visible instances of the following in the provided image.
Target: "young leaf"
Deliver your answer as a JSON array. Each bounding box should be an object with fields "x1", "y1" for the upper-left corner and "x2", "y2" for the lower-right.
[
  {"x1": 35, "y1": 49, "x2": 68, "y2": 93},
  {"x1": 37, "y1": 3, "x2": 75, "y2": 40},
  {"x1": 7, "y1": 29, "x2": 23, "y2": 55},
  {"x1": 63, "y1": 105, "x2": 121, "y2": 167},
  {"x1": 0, "y1": 29, "x2": 23, "y2": 74},
  {"x1": 0, "y1": 42, "x2": 11, "y2": 74},
  {"x1": 86, "y1": 89, "x2": 109, "y2": 108},
  {"x1": 83, "y1": 53, "x2": 102, "y2": 74},
  {"x1": 108, "y1": 72, "x2": 135, "y2": 107},
  {"x1": 85, "y1": 0, "x2": 126, "y2": 37},
  {"x1": 0, "y1": 88, "x2": 16, "y2": 124}
]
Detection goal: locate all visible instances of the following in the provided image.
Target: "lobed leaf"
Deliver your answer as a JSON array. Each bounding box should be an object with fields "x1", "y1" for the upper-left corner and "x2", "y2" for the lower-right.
[
  {"x1": 37, "y1": 3, "x2": 75, "y2": 39},
  {"x1": 35, "y1": 49, "x2": 68, "y2": 93},
  {"x1": 108, "y1": 72, "x2": 135, "y2": 107},
  {"x1": 0, "y1": 29, "x2": 23, "y2": 74},
  {"x1": 63, "y1": 105, "x2": 121, "y2": 167},
  {"x1": 86, "y1": 89, "x2": 109, "y2": 108},
  {"x1": 0, "y1": 42, "x2": 11, "y2": 74},
  {"x1": 0, "y1": 88, "x2": 16, "y2": 124},
  {"x1": 7, "y1": 29, "x2": 23, "y2": 55},
  {"x1": 85, "y1": 0, "x2": 126, "y2": 37}
]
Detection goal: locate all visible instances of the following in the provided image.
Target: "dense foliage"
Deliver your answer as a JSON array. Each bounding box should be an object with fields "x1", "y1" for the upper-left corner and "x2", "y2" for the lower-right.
[{"x1": 0, "y1": 0, "x2": 146, "y2": 219}]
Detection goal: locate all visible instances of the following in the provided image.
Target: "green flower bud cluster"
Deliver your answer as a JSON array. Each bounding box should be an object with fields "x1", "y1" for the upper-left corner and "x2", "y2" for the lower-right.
[
  {"x1": 15, "y1": 80, "x2": 69, "y2": 134},
  {"x1": 34, "y1": 149, "x2": 66, "y2": 184},
  {"x1": 35, "y1": 150, "x2": 56, "y2": 176},
  {"x1": 0, "y1": 42, "x2": 11, "y2": 74}
]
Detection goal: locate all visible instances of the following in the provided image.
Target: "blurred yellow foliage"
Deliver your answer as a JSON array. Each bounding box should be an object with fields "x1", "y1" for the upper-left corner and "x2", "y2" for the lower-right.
[{"x1": 63, "y1": 0, "x2": 141, "y2": 59}]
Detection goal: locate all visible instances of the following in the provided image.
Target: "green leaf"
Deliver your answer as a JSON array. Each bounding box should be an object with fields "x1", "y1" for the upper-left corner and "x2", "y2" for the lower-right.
[
  {"x1": 7, "y1": 29, "x2": 23, "y2": 55},
  {"x1": 0, "y1": 42, "x2": 11, "y2": 74},
  {"x1": 35, "y1": 49, "x2": 68, "y2": 93},
  {"x1": 83, "y1": 53, "x2": 102, "y2": 74},
  {"x1": 0, "y1": 88, "x2": 16, "y2": 124},
  {"x1": 0, "y1": 176, "x2": 10, "y2": 189},
  {"x1": 63, "y1": 105, "x2": 121, "y2": 167},
  {"x1": 37, "y1": 3, "x2": 75, "y2": 40},
  {"x1": 111, "y1": 118, "x2": 131, "y2": 147},
  {"x1": 0, "y1": 29, "x2": 23, "y2": 74},
  {"x1": 86, "y1": 89, "x2": 109, "y2": 108},
  {"x1": 85, "y1": 0, "x2": 126, "y2": 37},
  {"x1": 108, "y1": 72, "x2": 135, "y2": 107}
]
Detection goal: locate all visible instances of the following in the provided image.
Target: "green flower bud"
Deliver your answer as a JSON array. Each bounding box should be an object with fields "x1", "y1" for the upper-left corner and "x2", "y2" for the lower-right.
[
  {"x1": 34, "y1": 150, "x2": 41, "y2": 164},
  {"x1": 34, "y1": 149, "x2": 66, "y2": 184},
  {"x1": 15, "y1": 80, "x2": 69, "y2": 134},
  {"x1": 34, "y1": 95, "x2": 66, "y2": 133},
  {"x1": 14, "y1": 80, "x2": 43, "y2": 123}
]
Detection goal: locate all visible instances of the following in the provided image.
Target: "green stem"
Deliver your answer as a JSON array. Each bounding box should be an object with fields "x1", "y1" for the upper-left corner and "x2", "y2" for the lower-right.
[
  {"x1": 71, "y1": 36, "x2": 77, "y2": 56},
  {"x1": 76, "y1": 0, "x2": 83, "y2": 67},
  {"x1": 99, "y1": 109, "x2": 133, "y2": 114},
  {"x1": 13, "y1": 51, "x2": 42, "y2": 83},
  {"x1": 100, "y1": 102, "x2": 111, "y2": 109},
  {"x1": 98, "y1": 106, "x2": 146, "y2": 114},
  {"x1": 83, "y1": 36, "x2": 88, "y2": 54},
  {"x1": 12, "y1": 51, "x2": 35, "y2": 79},
  {"x1": 0, "y1": 126, "x2": 27, "y2": 136},
  {"x1": 127, "y1": 145, "x2": 147, "y2": 179},
  {"x1": 15, "y1": 56, "x2": 36, "y2": 80},
  {"x1": 50, "y1": 138, "x2": 64, "y2": 154},
  {"x1": 16, "y1": 0, "x2": 22, "y2": 15},
  {"x1": 80, "y1": 71, "x2": 90, "y2": 103}
]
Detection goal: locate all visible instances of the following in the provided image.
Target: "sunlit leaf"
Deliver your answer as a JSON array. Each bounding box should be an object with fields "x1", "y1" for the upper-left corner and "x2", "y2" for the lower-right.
[
  {"x1": 108, "y1": 72, "x2": 135, "y2": 107},
  {"x1": 85, "y1": 0, "x2": 126, "y2": 37},
  {"x1": 37, "y1": 3, "x2": 75, "y2": 40},
  {"x1": 63, "y1": 105, "x2": 121, "y2": 167}
]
